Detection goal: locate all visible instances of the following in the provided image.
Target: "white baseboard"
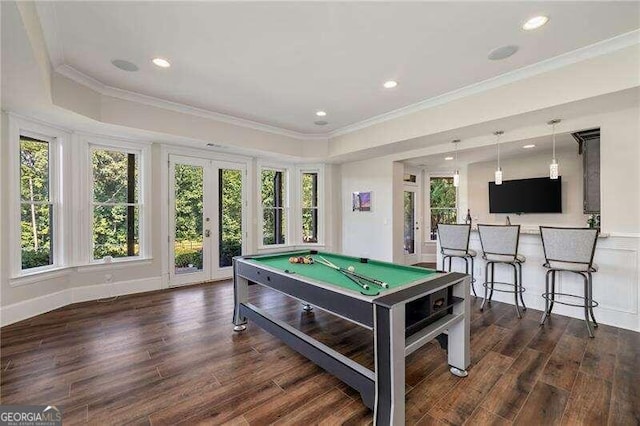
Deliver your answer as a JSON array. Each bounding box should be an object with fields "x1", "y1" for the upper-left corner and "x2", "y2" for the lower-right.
[
  {"x1": 0, "y1": 289, "x2": 71, "y2": 327},
  {"x1": 71, "y1": 277, "x2": 162, "y2": 303},
  {"x1": 0, "y1": 276, "x2": 163, "y2": 327}
]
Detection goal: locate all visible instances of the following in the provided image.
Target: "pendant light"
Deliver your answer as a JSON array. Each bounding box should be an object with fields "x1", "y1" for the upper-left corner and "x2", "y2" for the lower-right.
[
  {"x1": 494, "y1": 131, "x2": 504, "y2": 185},
  {"x1": 452, "y1": 139, "x2": 461, "y2": 187},
  {"x1": 548, "y1": 119, "x2": 561, "y2": 179}
]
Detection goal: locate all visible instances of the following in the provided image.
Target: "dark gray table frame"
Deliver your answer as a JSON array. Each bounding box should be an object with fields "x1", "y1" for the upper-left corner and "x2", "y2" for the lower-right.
[{"x1": 232, "y1": 254, "x2": 470, "y2": 425}]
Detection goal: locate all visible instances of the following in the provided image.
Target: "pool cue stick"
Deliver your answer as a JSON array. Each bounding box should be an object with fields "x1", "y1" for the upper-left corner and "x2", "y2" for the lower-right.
[
  {"x1": 316, "y1": 256, "x2": 389, "y2": 289},
  {"x1": 314, "y1": 257, "x2": 370, "y2": 291}
]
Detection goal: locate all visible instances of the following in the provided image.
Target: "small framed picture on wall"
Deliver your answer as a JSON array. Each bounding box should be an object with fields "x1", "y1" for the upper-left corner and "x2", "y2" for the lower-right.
[{"x1": 352, "y1": 191, "x2": 372, "y2": 212}]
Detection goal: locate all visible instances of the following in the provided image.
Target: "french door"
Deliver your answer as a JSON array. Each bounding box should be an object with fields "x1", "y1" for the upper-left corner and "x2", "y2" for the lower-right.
[
  {"x1": 403, "y1": 188, "x2": 421, "y2": 265},
  {"x1": 169, "y1": 155, "x2": 246, "y2": 286}
]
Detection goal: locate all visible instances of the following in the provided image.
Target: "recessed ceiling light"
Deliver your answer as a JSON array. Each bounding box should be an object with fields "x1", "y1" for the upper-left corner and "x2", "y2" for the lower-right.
[
  {"x1": 111, "y1": 59, "x2": 139, "y2": 72},
  {"x1": 523, "y1": 144, "x2": 536, "y2": 149},
  {"x1": 445, "y1": 156, "x2": 454, "y2": 161},
  {"x1": 488, "y1": 45, "x2": 519, "y2": 61},
  {"x1": 383, "y1": 80, "x2": 398, "y2": 89},
  {"x1": 523, "y1": 16, "x2": 549, "y2": 31},
  {"x1": 316, "y1": 111, "x2": 327, "y2": 117},
  {"x1": 314, "y1": 120, "x2": 328, "y2": 126},
  {"x1": 152, "y1": 58, "x2": 171, "y2": 68}
]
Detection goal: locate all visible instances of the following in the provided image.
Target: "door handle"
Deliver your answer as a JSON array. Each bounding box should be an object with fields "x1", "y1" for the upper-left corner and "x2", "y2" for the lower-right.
[{"x1": 205, "y1": 229, "x2": 211, "y2": 237}]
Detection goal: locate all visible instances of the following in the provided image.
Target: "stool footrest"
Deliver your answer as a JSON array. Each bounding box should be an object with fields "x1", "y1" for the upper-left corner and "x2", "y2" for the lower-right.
[
  {"x1": 542, "y1": 292, "x2": 598, "y2": 308},
  {"x1": 482, "y1": 281, "x2": 525, "y2": 294}
]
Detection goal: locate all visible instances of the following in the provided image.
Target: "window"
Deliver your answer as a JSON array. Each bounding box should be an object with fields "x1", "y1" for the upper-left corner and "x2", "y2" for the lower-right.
[
  {"x1": 261, "y1": 168, "x2": 288, "y2": 245},
  {"x1": 429, "y1": 177, "x2": 457, "y2": 240},
  {"x1": 301, "y1": 172, "x2": 319, "y2": 243},
  {"x1": 20, "y1": 136, "x2": 55, "y2": 270},
  {"x1": 91, "y1": 147, "x2": 141, "y2": 259}
]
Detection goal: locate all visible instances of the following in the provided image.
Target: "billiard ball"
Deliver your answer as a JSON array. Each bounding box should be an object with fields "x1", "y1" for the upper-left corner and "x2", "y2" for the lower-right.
[{"x1": 347, "y1": 266, "x2": 355, "y2": 272}]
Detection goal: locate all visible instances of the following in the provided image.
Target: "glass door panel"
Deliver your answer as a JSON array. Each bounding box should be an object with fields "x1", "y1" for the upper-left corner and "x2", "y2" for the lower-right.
[
  {"x1": 218, "y1": 168, "x2": 243, "y2": 268},
  {"x1": 169, "y1": 156, "x2": 245, "y2": 285},
  {"x1": 403, "y1": 187, "x2": 420, "y2": 265},
  {"x1": 404, "y1": 191, "x2": 416, "y2": 255},
  {"x1": 174, "y1": 164, "x2": 204, "y2": 274},
  {"x1": 169, "y1": 156, "x2": 211, "y2": 286}
]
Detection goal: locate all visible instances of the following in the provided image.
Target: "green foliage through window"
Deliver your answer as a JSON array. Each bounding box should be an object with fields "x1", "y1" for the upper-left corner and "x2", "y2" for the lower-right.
[
  {"x1": 219, "y1": 169, "x2": 243, "y2": 267},
  {"x1": 430, "y1": 177, "x2": 457, "y2": 240},
  {"x1": 302, "y1": 172, "x2": 318, "y2": 243},
  {"x1": 20, "y1": 136, "x2": 53, "y2": 269},
  {"x1": 92, "y1": 148, "x2": 140, "y2": 259},
  {"x1": 261, "y1": 169, "x2": 286, "y2": 245}
]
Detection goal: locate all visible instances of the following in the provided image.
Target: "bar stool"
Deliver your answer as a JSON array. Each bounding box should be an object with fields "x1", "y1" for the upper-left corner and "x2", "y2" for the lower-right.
[
  {"x1": 478, "y1": 224, "x2": 526, "y2": 317},
  {"x1": 539, "y1": 227, "x2": 599, "y2": 338},
  {"x1": 437, "y1": 224, "x2": 477, "y2": 296}
]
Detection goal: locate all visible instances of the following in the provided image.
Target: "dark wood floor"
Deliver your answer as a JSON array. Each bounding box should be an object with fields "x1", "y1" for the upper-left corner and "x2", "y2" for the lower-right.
[{"x1": 1, "y1": 280, "x2": 638, "y2": 425}]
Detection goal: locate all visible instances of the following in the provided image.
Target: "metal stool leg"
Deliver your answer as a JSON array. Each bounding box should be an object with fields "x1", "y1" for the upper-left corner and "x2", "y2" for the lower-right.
[
  {"x1": 481, "y1": 262, "x2": 489, "y2": 311},
  {"x1": 470, "y1": 256, "x2": 477, "y2": 297},
  {"x1": 464, "y1": 257, "x2": 476, "y2": 297},
  {"x1": 540, "y1": 269, "x2": 551, "y2": 325},
  {"x1": 489, "y1": 263, "x2": 495, "y2": 301},
  {"x1": 549, "y1": 271, "x2": 556, "y2": 314},
  {"x1": 513, "y1": 263, "x2": 521, "y2": 318},
  {"x1": 588, "y1": 272, "x2": 598, "y2": 328},
  {"x1": 518, "y1": 262, "x2": 526, "y2": 310},
  {"x1": 582, "y1": 273, "x2": 594, "y2": 338}
]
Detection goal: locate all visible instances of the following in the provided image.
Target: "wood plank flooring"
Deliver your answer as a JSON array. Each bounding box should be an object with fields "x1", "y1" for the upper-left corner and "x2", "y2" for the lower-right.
[{"x1": 1, "y1": 280, "x2": 638, "y2": 425}]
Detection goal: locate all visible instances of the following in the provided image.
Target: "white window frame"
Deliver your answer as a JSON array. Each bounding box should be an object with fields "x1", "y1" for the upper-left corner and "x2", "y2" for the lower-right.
[
  {"x1": 258, "y1": 163, "x2": 291, "y2": 249},
  {"x1": 298, "y1": 165, "x2": 324, "y2": 246},
  {"x1": 8, "y1": 116, "x2": 67, "y2": 279},
  {"x1": 87, "y1": 138, "x2": 151, "y2": 263},
  {"x1": 428, "y1": 174, "x2": 458, "y2": 241}
]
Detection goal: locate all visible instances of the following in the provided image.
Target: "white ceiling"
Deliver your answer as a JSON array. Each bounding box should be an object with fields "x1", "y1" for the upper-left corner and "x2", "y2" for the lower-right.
[
  {"x1": 32, "y1": 1, "x2": 640, "y2": 134},
  {"x1": 406, "y1": 132, "x2": 578, "y2": 170}
]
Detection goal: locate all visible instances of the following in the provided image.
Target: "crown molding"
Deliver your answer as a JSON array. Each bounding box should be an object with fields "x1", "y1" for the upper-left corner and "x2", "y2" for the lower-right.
[
  {"x1": 52, "y1": 29, "x2": 639, "y2": 143},
  {"x1": 54, "y1": 65, "x2": 329, "y2": 142},
  {"x1": 329, "y1": 29, "x2": 640, "y2": 138}
]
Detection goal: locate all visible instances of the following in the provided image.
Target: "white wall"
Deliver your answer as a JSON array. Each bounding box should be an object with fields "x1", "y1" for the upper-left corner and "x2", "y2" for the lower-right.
[
  {"x1": 467, "y1": 148, "x2": 586, "y2": 228},
  {"x1": 340, "y1": 157, "x2": 395, "y2": 261}
]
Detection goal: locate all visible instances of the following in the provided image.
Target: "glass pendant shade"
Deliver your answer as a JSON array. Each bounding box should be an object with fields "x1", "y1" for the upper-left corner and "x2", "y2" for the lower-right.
[
  {"x1": 453, "y1": 171, "x2": 460, "y2": 187},
  {"x1": 550, "y1": 159, "x2": 559, "y2": 180},
  {"x1": 548, "y1": 119, "x2": 561, "y2": 180},
  {"x1": 493, "y1": 131, "x2": 504, "y2": 185}
]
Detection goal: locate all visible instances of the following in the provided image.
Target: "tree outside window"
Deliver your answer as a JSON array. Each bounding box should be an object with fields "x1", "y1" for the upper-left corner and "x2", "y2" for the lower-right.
[
  {"x1": 92, "y1": 148, "x2": 141, "y2": 259},
  {"x1": 261, "y1": 169, "x2": 287, "y2": 245},
  {"x1": 301, "y1": 172, "x2": 318, "y2": 243},
  {"x1": 430, "y1": 177, "x2": 457, "y2": 240},
  {"x1": 20, "y1": 136, "x2": 54, "y2": 270}
]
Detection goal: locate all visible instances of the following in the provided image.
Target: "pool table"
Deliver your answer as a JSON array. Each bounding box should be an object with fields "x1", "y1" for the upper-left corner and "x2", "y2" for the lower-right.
[{"x1": 232, "y1": 250, "x2": 470, "y2": 425}]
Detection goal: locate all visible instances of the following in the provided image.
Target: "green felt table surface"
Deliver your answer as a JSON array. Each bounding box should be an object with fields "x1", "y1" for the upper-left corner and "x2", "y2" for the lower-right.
[{"x1": 247, "y1": 250, "x2": 437, "y2": 296}]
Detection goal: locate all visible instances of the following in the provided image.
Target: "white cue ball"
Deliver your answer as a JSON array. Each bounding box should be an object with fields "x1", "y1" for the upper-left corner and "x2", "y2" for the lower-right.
[{"x1": 347, "y1": 266, "x2": 355, "y2": 272}]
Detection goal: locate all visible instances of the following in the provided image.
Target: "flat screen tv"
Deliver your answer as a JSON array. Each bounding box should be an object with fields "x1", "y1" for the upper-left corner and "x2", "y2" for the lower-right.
[{"x1": 489, "y1": 176, "x2": 562, "y2": 214}]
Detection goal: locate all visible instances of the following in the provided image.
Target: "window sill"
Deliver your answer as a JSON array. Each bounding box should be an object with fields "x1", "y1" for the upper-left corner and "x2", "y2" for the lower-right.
[
  {"x1": 10, "y1": 266, "x2": 71, "y2": 286},
  {"x1": 75, "y1": 258, "x2": 153, "y2": 272},
  {"x1": 9, "y1": 258, "x2": 154, "y2": 286},
  {"x1": 256, "y1": 244, "x2": 295, "y2": 253}
]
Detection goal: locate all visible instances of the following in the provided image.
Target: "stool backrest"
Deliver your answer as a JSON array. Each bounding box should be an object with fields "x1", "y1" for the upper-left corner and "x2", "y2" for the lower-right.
[
  {"x1": 539, "y1": 227, "x2": 599, "y2": 267},
  {"x1": 437, "y1": 224, "x2": 471, "y2": 253},
  {"x1": 478, "y1": 224, "x2": 520, "y2": 259}
]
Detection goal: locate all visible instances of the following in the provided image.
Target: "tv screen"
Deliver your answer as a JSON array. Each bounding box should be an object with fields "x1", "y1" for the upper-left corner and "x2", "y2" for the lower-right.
[{"x1": 489, "y1": 176, "x2": 562, "y2": 214}]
